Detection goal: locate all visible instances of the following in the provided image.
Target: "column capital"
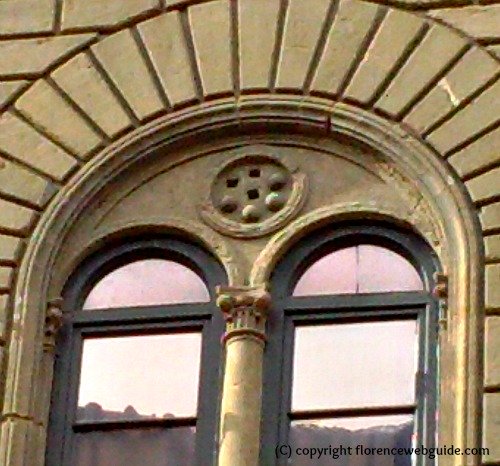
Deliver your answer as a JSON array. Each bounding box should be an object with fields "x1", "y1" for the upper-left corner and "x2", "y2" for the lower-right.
[{"x1": 216, "y1": 285, "x2": 271, "y2": 344}]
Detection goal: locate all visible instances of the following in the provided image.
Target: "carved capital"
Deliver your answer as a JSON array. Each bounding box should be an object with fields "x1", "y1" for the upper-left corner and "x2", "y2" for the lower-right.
[
  {"x1": 216, "y1": 285, "x2": 271, "y2": 344},
  {"x1": 44, "y1": 298, "x2": 64, "y2": 349}
]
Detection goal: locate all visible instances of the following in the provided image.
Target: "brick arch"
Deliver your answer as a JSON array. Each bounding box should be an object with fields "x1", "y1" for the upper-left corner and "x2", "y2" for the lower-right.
[{"x1": 0, "y1": 0, "x2": 498, "y2": 463}]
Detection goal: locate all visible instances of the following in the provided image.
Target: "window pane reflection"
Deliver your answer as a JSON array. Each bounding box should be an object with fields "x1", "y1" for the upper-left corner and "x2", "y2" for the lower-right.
[
  {"x1": 294, "y1": 247, "x2": 358, "y2": 295},
  {"x1": 290, "y1": 415, "x2": 413, "y2": 466},
  {"x1": 75, "y1": 427, "x2": 196, "y2": 466},
  {"x1": 293, "y1": 245, "x2": 423, "y2": 296},
  {"x1": 83, "y1": 259, "x2": 210, "y2": 310},
  {"x1": 77, "y1": 333, "x2": 201, "y2": 421},
  {"x1": 292, "y1": 321, "x2": 418, "y2": 411},
  {"x1": 357, "y1": 246, "x2": 422, "y2": 293}
]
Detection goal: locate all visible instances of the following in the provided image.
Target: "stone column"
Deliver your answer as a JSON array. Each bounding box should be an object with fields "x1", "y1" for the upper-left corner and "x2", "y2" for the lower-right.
[{"x1": 216, "y1": 285, "x2": 271, "y2": 466}]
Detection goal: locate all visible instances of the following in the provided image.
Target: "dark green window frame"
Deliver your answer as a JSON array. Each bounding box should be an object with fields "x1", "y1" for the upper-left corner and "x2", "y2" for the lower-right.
[
  {"x1": 261, "y1": 222, "x2": 440, "y2": 466},
  {"x1": 46, "y1": 236, "x2": 227, "y2": 466}
]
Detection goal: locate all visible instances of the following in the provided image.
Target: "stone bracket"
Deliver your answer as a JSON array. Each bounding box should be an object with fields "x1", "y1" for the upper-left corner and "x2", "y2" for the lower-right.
[
  {"x1": 433, "y1": 272, "x2": 449, "y2": 330},
  {"x1": 43, "y1": 297, "x2": 63, "y2": 350}
]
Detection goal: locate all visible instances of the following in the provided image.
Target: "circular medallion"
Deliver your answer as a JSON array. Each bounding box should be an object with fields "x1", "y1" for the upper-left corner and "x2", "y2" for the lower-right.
[{"x1": 200, "y1": 154, "x2": 307, "y2": 238}]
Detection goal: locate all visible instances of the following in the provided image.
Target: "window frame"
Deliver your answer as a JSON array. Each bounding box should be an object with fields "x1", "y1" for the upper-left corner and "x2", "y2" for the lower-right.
[
  {"x1": 46, "y1": 237, "x2": 227, "y2": 466},
  {"x1": 261, "y1": 223, "x2": 440, "y2": 465}
]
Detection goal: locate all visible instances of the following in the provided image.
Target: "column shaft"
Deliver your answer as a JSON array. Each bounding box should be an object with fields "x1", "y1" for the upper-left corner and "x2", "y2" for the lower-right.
[{"x1": 219, "y1": 335, "x2": 264, "y2": 466}]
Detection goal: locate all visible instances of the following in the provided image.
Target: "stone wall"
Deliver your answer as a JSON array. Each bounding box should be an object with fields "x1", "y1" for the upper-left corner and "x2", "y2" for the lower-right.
[{"x1": 0, "y1": 0, "x2": 498, "y2": 464}]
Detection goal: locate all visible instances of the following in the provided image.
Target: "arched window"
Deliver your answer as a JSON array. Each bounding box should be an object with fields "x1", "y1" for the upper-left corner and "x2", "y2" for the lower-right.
[
  {"x1": 262, "y1": 223, "x2": 439, "y2": 466},
  {"x1": 46, "y1": 237, "x2": 226, "y2": 466}
]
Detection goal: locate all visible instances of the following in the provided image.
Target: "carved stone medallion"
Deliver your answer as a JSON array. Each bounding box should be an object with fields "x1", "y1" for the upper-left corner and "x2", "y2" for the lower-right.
[{"x1": 200, "y1": 154, "x2": 307, "y2": 238}]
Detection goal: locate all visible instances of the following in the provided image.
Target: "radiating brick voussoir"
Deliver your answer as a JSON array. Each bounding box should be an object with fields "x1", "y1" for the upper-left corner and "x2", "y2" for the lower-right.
[
  {"x1": 426, "y1": 80, "x2": 500, "y2": 155},
  {"x1": 15, "y1": 80, "x2": 102, "y2": 159},
  {"x1": 0, "y1": 267, "x2": 13, "y2": 291},
  {"x1": 0, "y1": 0, "x2": 54, "y2": 36},
  {"x1": 188, "y1": 0, "x2": 233, "y2": 97},
  {"x1": 480, "y1": 202, "x2": 500, "y2": 232},
  {"x1": 465, "y1": 167, "x2": 500, "y2": 205},
  {"x1": 448, "y1": 126, "x2": 500, "y2": 179},
  {"x1": 0, "y1": 35, "x2": 96, "y2": 79},
  {"x1": 0, "y1": 112, "x2": 77, "y2": 180},
  {"x1": 238, "y1": 0, "x2": 280, "y2": 91},
  {"x1": 51, "y1": 53, "x2": 133, "y2": 138},
  {"x1": 0, "y1": 159, "x2": 51, "y2": 208},
  {"x1": 91, "y1": 29, "x2": 164, "y2": 121},
  {"x1": 311, "y1": 0, "x2": 381, "y2": 96},
  {"x1": 0, "y1": 82, "x2": 29, "y2": 110},
  {"x1": 344, "y1": 9, "x2": 424, "y2": 104},
  {"x1": 61, "y1": 0, "x2": 160, "y2": 32},
  {"x1": 138, "y1": 12, "x2": 197, "y2": 106},
  {"x1": 0, "y1": 235, "x2": 22, "y2": 264},
  {"x1": 375, "y1": 23, "x2": 467, "y2": 116},
  {"x1": 275, "y1": 0, "x2": 332, "y2": 90},
  {"x1": 485, "y1": 235, "x2": 500, "y2": 263},
  {"x1": 428, "y1": 5, "x2": 500, "y2": 42},
  {"x1": 0, "y1": 199, "x2": 36, "y2": 235},
  {"x1": 404, "y1": 47, "x2": 499, "y2": 135}
]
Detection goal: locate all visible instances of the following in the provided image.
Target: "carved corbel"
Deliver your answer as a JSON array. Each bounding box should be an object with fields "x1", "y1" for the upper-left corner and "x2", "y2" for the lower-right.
[
  {"x1": 216, "y1": 285, "x2": 271, "y2": 344},
  {"x1": 433, "y1": 272, "x2": 448, "y2": 330},
  {"x1": 43, "y1": 298, "x2": 64, "y2": 350}
]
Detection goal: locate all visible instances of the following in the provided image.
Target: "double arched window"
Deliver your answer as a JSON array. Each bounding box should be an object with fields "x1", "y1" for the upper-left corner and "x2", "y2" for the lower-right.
[
  {"x1": 262, "y1": 223, "x2": 439, "y2": 466},
  {"x1": 48, "y1": 223, "x2": 439, "y2": 466},
  {"x1": 46, "y1": 237, "x2": 227, "y2": 466}
]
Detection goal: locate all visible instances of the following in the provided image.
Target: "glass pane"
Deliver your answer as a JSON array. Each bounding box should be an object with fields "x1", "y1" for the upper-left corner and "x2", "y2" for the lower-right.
[
  {"x1": 358, "y1": 246, "x2": 423, "y2": 293},
  {"x1": 77, "y1": 333, "x2": 201, "y2": 421},
  {"x1": 293, "y1": 247, "x2": 357, "y2": 296},
  {"x1": 292, "y1": 321, "x2": 418, "y2": 411},
  {"x1": 293, "y1": 245, "x2": 423, "y2": 296},
  {"x1": 75, "y1": 427, "x2": 196, "y2": 466},
  {"x1": 83, "y1": 259, "x2": 209, "y2": 310},
  {"x1": 290, "y1": 415, "x2": 413, "y2": 466}
]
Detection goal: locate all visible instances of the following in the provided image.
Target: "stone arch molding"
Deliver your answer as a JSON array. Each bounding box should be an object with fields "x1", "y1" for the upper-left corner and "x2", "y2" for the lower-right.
[
  {"x1": 0, "y1": 100, "x2": 484, "y2": 466},
  {"x1": 0, "y1": 0, "x2": 497, "y2": 465}
]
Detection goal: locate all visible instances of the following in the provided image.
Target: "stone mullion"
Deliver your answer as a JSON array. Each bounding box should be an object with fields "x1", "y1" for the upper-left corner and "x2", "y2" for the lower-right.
[{"x1": 216, "y1": 285, "x2": 271, "y2": 466}]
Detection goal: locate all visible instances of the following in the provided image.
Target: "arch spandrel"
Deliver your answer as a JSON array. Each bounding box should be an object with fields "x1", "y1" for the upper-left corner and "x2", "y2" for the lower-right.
[
  {"x1": 48, "y1": 130, "x2": 444, "y2": 296},
  {"x1": 0, "y1": 0, "x2": 497, "y2": 465}
]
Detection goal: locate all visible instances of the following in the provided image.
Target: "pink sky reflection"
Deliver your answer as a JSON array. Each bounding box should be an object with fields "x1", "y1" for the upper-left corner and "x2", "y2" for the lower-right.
[
  {"x1": 79, "y1": 248, "x2": 421, "y2": 428},
  {"x1": 78, "y1": 333, "x2": 201, "y2": 418},
  {"x1": 294, "y1": 245, "x2": 423, "y2": 296},
  {"x1": 83, "y1": 259, "x2": 209, "y2": 309},
  {"x1": 292, "y1": 320, "x2": 418, "y2": 411}
]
